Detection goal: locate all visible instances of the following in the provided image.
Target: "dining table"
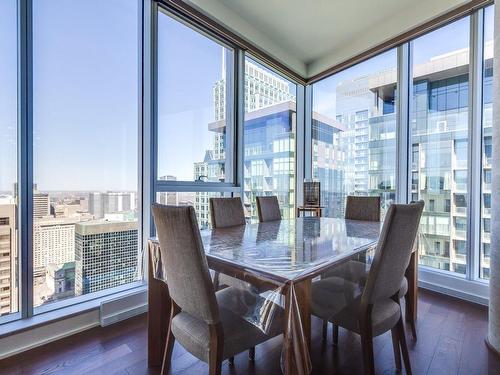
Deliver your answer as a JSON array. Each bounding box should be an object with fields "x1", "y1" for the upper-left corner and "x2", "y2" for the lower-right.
[{"x1": 147, "y1": 216, "x2": 419, "y2": 375}]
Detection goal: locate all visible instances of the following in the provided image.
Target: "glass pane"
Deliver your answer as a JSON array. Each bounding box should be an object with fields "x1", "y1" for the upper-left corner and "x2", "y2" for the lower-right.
[
  {"x1": 311, "y1": 50, "x2": 397, "y2": 218},
  {"x1": 157, "y1": 10, "x2": 234, "y2": 183},
  {"x1": 243, "y1": 57, "x2": 296, "y2": 220},
  {"x1": 480, "y1": 5, "x2": 494, "y2": 279},
  {"x1": 155, "y1": 191, "x2": 235, "y2": 230},
  {"x1": 33, "y1": 0, "x2": 140, "y2": 308},
  {"x1": 0, "y1": 0, "x2": 19, "y2": 319},
  {"x1": 411, "y1": 17, "x2": 470, "y2": 275}
]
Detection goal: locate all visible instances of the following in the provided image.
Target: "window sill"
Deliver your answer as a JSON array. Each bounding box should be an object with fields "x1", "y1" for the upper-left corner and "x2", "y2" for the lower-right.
[
  {"x1": 0, "y1": 282, "x2": 147, "y2": 340},
  {"x1": 419, "y1": 267, "x2": 489, "y2": 305}
]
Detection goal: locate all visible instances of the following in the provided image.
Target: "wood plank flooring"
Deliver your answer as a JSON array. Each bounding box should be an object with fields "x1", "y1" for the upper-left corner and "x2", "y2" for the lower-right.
[{"x1": 1, "y1": 289, "x2": 499, "y2": 375}]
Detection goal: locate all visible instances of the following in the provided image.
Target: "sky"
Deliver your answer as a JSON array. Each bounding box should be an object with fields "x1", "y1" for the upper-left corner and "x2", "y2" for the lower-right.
[
  {"x1": 0, "y1": 0, "x2": 17, "y2": 193},
  {"x1": 156, "y1": 10, "x2": 228, "y2": 181},
  {"x1": 1, "y1": 0, "x2": 139, "y2": 192},
  {"x1": 0, "y1": 2, "x2": 493, "y2": 192},
  {"x1": 156, "y1": 14, "x2": 297, "y2": 181}
]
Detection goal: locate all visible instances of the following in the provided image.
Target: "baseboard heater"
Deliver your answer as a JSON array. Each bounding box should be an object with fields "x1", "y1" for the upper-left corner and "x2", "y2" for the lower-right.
[{"x1": 100, "y1": 288, "x2": 148, "y2": 327}]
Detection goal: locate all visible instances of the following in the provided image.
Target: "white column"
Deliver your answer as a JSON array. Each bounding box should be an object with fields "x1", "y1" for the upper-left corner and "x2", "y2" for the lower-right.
[{"x1": 488, "y1": 2, "x2": 500, "y2": 355}]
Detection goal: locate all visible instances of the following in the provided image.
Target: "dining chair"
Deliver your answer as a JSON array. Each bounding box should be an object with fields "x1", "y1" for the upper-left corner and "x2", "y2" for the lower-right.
[
  {"x1": 323, "y1": 194, "x2": 418, "y2": 342},
  {"x1": 311, "y1": 201, "x2": 424, "y2": 375},
  {"x1": 209, "y1": 197, "x2": 250, "y2": 290},
  {"x1": 256, "y1": 196, "x2": 282, "y2": 222},
  {"x1": 208, "y1": 197, "x2": 260, "y2": 361},
  {"x1": 151, "y1": 204, "x2": 284, "y2": 375},
  {"x1": 345, "y1": 195, "x2": 381, "y2": 222},
  {"x1": 209, "y1": 197, "x2": 246, "y2": 228}
]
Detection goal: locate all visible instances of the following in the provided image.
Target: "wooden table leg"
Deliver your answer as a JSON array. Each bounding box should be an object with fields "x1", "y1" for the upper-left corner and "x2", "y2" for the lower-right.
[
  {"x1": 405, "y1": 251, "x2": 418, "y2": 325},
  {"x1": 295, "y1": 279, "x2": 311, "y2": 349},
  {"x1": 148, "y1": 250, "x2": 171, "y2": 368},
  {"x1": 284, "y1": 279, "x2": 312, "y2": 375}
]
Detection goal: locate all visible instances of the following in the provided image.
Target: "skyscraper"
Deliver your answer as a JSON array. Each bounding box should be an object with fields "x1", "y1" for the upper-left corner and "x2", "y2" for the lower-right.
[
  {"x1": 74, "y1": 220, "x2": 138, "y2": 295},
  {"x1": 0, "y1": 203, "x2": 17, "y2": 316},
  {"x1": 312, "y1": 42, "x2": 493, "y2": 277},
  {"x1": 88, "y1": 192, "x2": 103, "y2": 219},
  {"x1": 157, "y1": 176, "x2": 178, "y2": 205},
  {"x1": 88, "y1": 192, "x2": 136, "y2": 219},
  {"x1": 33, "y1": 217, "x2": 78, "y2": 276},
  {"x1": 194, "y1": 59, "x2": 297, "y2": 225},
  {"x1": 33, "y1": 190, "x2": 50, "y2": 219},
  {"x1": 102, "y1": 192, "x2": 135, "y2": 214}
]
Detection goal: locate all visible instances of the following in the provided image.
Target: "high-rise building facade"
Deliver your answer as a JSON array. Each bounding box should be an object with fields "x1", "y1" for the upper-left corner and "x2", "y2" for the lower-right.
[
  {"x1": 194, "y1": 59, "x2": 297, "y2": 225},
  {"x1": 74, "y1": 221, "x2": 138, "y2": 295},
  {"x1": 0, "y1": 203, "x2": 17, "y2": 316},
  {"x1": 157, "y1": 176, "x2": 179, "y2": 206},
  {"x1": 33, "y1": 190, "x2": 50, "y2": 219},
  {"x1": 313, "y1": 43, "x2": 492, "y2": 277},
  {"x1": 88, "y1": 192, "x2": 136, "y2": 219},
  {"x1": 33, "y1": 218, "x2": 78, "y2": 276},
  {"x1": 88, "y1": 192, "x2": 103, "y2": 219}
]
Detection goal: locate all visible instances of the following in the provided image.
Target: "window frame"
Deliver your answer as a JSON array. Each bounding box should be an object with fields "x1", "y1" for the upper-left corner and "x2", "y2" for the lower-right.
[
  {"x1": 307, "y1": 5, "x2": 492, "y2": 303},
  {"x1": 0, "y1": 0, "x2": 147, "y2": 327},
  {"x1": 152, "y1": 4, "x2": 239, "y2": 199}
]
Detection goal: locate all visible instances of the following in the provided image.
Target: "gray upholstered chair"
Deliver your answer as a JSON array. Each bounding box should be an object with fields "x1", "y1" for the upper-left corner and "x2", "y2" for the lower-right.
[
  {"x1": 322, "y1": 195, "x2": 417, "y2": 341},
  {"x1": 256, "y1": 196, "x2": 282, "y2": 222},
  {"x1": 209, "y1": 197, "x2": 246, "y2": 228},
  {"x1": 345, "y1": 195, "x2": 381, "y2": 222},
  {"x1": 208, "y1": 197, "x2": 250, "y2": 290},
  {"x1": 208, "y1": 197, "x2": 258, "y2": 360},
  {"x1": 311, "y1": 201, "x2": 424, "y2": 375},
  {"x1": 151, "y1": 204, "x2": 284, "y2": 375}
]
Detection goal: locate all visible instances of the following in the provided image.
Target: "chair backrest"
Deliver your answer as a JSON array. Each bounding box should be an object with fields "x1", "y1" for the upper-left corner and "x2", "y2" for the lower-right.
[
  {"x1": 362, "y1": 201, "x2": 424, "y2": 305},
  {"x1": 345, "y1": 196, "x2": 381, "y2": 222},
  {"x1": 151, "y1": 204, "x2": 220, "y2": 324},
  {"x1": 256, "y1": 196, "x2": 282, "y2": 222},
  {"x1": 209, "y1": 197, "x2": 246, "y2": 228}
]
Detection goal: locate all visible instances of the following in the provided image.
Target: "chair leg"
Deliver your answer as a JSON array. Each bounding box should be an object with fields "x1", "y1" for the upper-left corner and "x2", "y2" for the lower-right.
[
  {"x1": 213, "y1": 271, "x2": 220, "y2": 290},
  {"x1": 209, "y1": 324, "x2": 224, "y2": 375},
  {"x1": 332, "y1": 324, "x2": 339, "y2": 347},
  {"x1": 396, "y1": 316, "x2": 412, "y2": 375},
  {"x1": 391, "y1": 328, "x2": 402, "y2": 372},
  {"x1": 322, "y1": 320, "x2": 328, "y2": 340},
  {"x1": 160, "y1": 307, "x2": 177, "y2": 375},
  {"x1": 249, "y1": 347, "x2": 255, "y2": 361},
  {"x1": 405, "y1": 296, "x2": 417, "y2": 340},
  {"x1": 360, "y1": 334, "x2": 375, "y2": 375}
]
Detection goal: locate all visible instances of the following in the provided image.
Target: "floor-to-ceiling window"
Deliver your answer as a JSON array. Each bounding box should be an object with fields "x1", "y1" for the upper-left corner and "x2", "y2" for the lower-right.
[
  {"x1": 410, "y1": 17, "x2": 470, "y2": 275},
  {"x1": 243, "y1": 57, "x2": 297, "y2": 220},
  {"x1": 154, "y1": 7, "x2": 237, "y2": 229},
  {"x1": 32, "y1": 0, "x2": 140, "y2": 309},
  {"x1": 311, "y1": 50, "x2": 397, "y2": 218},
  {"x1": 0, "y1": 0, "x2": 19, "y2": 320},
  {"x1": 480, "y1": 5, "x2": 494, "y2": 280}
]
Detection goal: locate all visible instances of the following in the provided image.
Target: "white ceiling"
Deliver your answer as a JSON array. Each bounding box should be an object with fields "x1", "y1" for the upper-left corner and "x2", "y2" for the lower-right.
[{"x1": 186, "y1": 0, "x2": 469, "y2": 79}]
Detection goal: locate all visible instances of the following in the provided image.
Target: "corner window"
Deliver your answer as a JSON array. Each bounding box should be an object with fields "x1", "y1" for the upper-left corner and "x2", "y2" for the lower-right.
[{"x1": 156, "y1": 9, "x2": 234, "y2": 184}]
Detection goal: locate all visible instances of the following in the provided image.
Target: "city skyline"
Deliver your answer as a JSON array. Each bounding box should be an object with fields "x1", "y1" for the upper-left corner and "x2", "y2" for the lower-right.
[
  {"x1": 1, "y1": 2, "x2": 473, "y2": 192},
  {"x1": 0, "y1": 2, "x2": 494, "y2": 318}
]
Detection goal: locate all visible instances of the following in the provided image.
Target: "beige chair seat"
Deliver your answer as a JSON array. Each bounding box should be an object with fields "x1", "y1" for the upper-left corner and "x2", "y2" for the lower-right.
[
  {"x1": 324, "y1": 260, "x2": 408, "y2": 299},
  {"x1": 312, "y1": 278, "x2": 401, "y2": 337},
  {"x1": 171, "y1": 287, "x2": 284, "y2": 362},
  {"x1": 311, "y1": 276, "x2": 362, "y2": 318}
]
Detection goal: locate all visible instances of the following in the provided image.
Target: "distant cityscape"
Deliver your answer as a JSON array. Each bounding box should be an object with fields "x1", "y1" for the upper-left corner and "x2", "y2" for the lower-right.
[
  {"x1": 0, "y1": 188, "x2": 138, "y2": 315},
  {"x1": 0, "y1": 42, "x2": 492, "y2": 317}
]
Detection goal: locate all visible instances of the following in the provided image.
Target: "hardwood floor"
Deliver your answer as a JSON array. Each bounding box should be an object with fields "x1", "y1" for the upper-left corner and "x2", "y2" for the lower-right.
[{"x1": 1, "y1": 289, "x2": 499, "y2": 375}]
